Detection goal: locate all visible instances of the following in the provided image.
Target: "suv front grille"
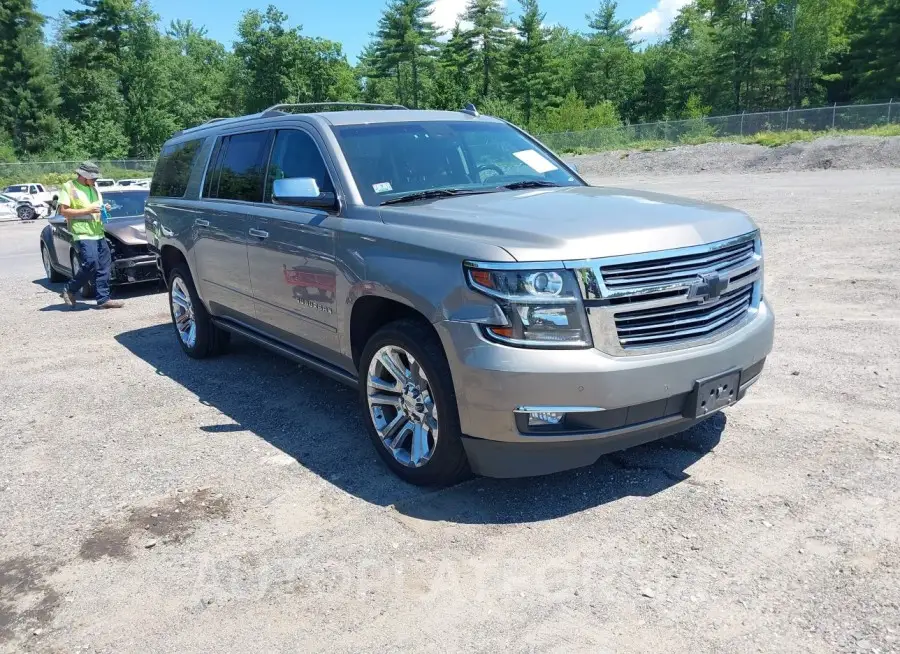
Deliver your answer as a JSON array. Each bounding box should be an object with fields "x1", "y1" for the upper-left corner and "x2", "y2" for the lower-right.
[
  {"x1": 601, "y1": 238, "x2": 756, "y2": 291},
  {"x1": 614, "y1": 284, "x2": 754, "y2": 348},
  {"x1": 570, "y1": 232, "x2": 763, "y2": 355}
]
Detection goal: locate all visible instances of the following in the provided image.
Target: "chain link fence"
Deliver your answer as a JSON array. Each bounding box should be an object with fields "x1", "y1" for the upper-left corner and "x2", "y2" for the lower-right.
[
  {"x1": 0, "y1": 159, "x2": 156, "y2": 182},
  {"x1": 1, "y1": 101, "x2": 897, "y2": 182},
  {"x1": 539, "y1": 100, "x2": 898, "y2": 153}
]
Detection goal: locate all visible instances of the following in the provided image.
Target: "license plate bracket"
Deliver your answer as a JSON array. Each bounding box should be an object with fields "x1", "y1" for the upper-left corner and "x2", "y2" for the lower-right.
[{"x1": 684, "y1": 369, "x2": 742, "y2": 419}]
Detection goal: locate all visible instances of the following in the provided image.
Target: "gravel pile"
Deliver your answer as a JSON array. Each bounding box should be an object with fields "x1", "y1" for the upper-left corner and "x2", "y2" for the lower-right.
[{"x1": 571, "y1": 135, "x2": 900, "y2": 177}]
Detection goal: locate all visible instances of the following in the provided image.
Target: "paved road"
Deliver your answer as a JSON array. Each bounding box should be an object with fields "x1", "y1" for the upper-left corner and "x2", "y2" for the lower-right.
[{"x1": 1, "y1": 170, "x2": 898, "y2": 653}]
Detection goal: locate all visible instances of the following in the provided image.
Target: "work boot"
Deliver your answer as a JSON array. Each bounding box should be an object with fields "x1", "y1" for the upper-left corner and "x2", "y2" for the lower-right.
[
  {"x1": 60, "y1": 289, "x2": 76, "y2": 307},
  {"x1": 96, "y1": 300, "x2": 124, "y2": 310}
]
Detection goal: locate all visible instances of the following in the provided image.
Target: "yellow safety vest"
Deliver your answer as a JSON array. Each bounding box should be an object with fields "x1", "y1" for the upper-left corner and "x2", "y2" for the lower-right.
[{"x1": 61, "y1": 180, "x2": 104, "y2": 241}]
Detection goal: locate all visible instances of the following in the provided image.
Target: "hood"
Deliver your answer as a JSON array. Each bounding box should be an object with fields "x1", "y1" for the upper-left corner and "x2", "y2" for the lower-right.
[
  {"x1": 378, "y1": 186, "x2": 758, "y2": 261},
  {"x1": 105, "y1": 215, "x2": 147, "y2": 245}
]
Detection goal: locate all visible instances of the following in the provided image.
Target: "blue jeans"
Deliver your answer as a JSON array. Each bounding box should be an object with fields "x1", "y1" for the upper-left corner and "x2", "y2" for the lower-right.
[{"x1": 66, "y1": 238, "x2": 111, "y2": 304}]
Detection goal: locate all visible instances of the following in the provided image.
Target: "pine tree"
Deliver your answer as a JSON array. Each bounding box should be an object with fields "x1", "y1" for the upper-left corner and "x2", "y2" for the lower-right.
[
  {"x1": 0, "y1": 0, "x2": 60, "y2": 155},
  {"x1": 577, "y1": 0, "x2": 644, "y2": 120},
  {"x1": 463, "y1": 0, "x2": 509, "y2": 100},
  {"x1": 374, "y1": 0, "x2": 439, "y2": 108},
  {"x1": 432, "y1": 22, "x2": 477, "y2": 110},
  {"x1": 504, "y1": 0, "x2": 552, "y2": 127},
  {"x1": 839, "y1": 0, "x2": 900, "y2": 100}
]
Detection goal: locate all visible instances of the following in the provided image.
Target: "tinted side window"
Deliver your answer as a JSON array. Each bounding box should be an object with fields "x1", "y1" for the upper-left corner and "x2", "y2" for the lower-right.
[
  {"x1": 264, "y1": 130, "x2": 334, "y2": 202},
  {"x1": 150, "y1": 139, "x2": 203, "y2": 198},
  {"x1": 212, "y1": 131, "x2": 272, "y2": 203}
]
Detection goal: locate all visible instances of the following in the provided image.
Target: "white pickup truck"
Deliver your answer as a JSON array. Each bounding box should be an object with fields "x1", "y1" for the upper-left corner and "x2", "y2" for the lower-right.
[{"x1": 2, "y1": 183, "x2": 55, "y2": 220}]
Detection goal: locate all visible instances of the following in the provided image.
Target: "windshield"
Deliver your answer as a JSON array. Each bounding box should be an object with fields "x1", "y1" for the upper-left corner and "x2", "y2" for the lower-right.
[
  {"x1": 331, "y1": 121, "x2": 582, "y2": 206},
  {"x1": 104, "y1": 190, "x2": 149, "y2": 219},
  {"x1": 4, "y1": 185, "x2": 27, "y2": 194}
]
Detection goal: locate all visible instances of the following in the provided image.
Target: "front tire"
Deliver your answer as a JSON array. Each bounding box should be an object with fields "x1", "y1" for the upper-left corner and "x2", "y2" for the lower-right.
[
  {"x1": 168, "y1": 264, "x2": 229, "y2": 358},
  {"x1": 17, "y1": 205, "x2": 35, "y2": 221},
  {"x1": 359, "y1": 319, "x2": 469, "y2": 486}
]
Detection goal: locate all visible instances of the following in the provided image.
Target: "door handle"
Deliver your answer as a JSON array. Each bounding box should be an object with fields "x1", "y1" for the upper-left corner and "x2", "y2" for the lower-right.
[
  {"x1": 194, "y1": 219, "x2": 210, "y2": 228},
  {"x1": 248, "y1": 229, "x2": 269, "y2": 239}
]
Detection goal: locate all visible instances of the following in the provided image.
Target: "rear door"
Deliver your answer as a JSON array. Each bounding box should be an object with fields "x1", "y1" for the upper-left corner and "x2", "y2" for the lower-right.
[
  {"x1": 247, "y1": 128, "x2": 340, "y2": 362},
  {"x1": 193, "y1": 130, "x2": 273, "y2": 322}
]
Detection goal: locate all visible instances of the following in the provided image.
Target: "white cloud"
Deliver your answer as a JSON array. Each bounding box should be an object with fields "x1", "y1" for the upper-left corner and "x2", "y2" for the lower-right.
[
  {"x1": 429, "y1": 0, "x2": 507, "y2": 35},
  {"x1": 630, "y1": 0, "x2": 691, "y2": 41},
  {"x1": 430, "y1": 0, "x2": 470, "y2": 34}
]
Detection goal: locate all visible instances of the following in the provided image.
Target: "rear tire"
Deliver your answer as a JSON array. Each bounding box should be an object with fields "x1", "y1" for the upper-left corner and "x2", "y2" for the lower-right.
[
  {"x1": 168, "y1": 264, "x2": 230, "y2": 359},
  {"x1": 42, "y1": 245, "x2": 65, "y2": 282},
  {"x1": 359, "y1": 319, "x2": 469, "y2": 486}
]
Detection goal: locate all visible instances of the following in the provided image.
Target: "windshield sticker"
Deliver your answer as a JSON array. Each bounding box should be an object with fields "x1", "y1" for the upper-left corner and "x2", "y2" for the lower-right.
[
  {"x1": 513, "y1": 149, "x2": 558, "y2": 174},
  {"x1": 373, "y1": 182, "x2": 393, "y2": 194}
]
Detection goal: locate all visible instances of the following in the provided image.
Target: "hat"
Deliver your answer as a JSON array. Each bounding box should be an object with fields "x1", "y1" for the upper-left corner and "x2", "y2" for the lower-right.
[{"x1": 75, "y1": 161, "x2": 101, "y2": 180}]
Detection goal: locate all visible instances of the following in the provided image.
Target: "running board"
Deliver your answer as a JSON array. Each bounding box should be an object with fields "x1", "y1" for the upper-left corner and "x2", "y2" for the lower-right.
[{"x1": 212, "y1": 319, "x2": 358, "y2": 388}]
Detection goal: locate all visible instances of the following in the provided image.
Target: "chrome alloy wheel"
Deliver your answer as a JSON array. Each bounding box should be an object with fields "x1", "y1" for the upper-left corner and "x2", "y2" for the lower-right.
[
  {"x1": 367, "y1": 345, "x2": 439, "y2": 468},
  {"x1": 170, "y1": 277, "x2": 197, "y2": 348}
]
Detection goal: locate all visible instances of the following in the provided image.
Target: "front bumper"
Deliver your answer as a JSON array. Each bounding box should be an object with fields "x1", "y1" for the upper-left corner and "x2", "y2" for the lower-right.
[
  {"x1": 111, "y1": 255, "x2": 161, "y2": 284},
  {"x1": 435, "y1": 299, "x2": 775, "y2": 478}
]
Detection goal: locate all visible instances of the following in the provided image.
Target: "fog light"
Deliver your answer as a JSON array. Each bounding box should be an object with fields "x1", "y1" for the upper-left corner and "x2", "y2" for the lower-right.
[{"x1": 528, "y1": 411, "x2": 564, "y2": 427}]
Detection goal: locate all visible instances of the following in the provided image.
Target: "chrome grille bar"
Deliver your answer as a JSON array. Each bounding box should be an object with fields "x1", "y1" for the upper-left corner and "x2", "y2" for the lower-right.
[
  {"x1": 602, "y1": 241, "x2": 756, "y2": 289},
  {"x1": 566, "y1": 231, "x2": 763, "y2": 355}
]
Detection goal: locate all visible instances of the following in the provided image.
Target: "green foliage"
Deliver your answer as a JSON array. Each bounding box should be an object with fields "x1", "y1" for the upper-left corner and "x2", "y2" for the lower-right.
[
  {"x1": 836, "y1": 0, "x2": 900, "y2": 101},
  {"x1": 503, "y1": 0, "x2": 553, "y2": 127},
  {"x1": 0, "y1": 0, "x2": 60, "y2": 155},
  {"x1": 0, "y1": 0, "x2": 897, "y2": 164},
  {"x1": 535, "y1": 91, "x2": 620, "y2": 133},
  {"x1": 372, "y1": 0, "x2": 440, "y2": 108},
  {"x1": 478, "y1": 97, "x2": 525, "y2": 127},
  {"x1": 464, "y1": 0, "x2": 509, "y2": 100}
]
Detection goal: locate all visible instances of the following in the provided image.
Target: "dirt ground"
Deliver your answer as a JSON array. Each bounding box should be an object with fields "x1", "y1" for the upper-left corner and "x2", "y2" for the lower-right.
[
  {"x1": 571, "y1": 135, "x2": 900, "y2": 177},
  {"x1": 1, "y1": 169, "x2": 898, "y2": 654}
]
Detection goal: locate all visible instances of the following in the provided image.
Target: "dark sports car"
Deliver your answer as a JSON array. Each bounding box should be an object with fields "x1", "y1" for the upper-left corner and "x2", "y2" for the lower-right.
[{"x1": 39, "y1": 188, "x2": 160, "y2": 297}]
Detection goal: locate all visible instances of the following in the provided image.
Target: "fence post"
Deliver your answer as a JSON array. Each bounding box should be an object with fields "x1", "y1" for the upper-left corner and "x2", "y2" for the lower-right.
[
  {"x1": 832, "y1": 103, "x2": 837, "y2": 129},
  {"x1": 889, "y1": 99, "x2": 894, "y2": 124},
  {"x1": 740, "y1": 111, "x2": 745, "y2": 136},
  {"x1": 785, "y1": 107, "x2": 790, "y2": 130}
]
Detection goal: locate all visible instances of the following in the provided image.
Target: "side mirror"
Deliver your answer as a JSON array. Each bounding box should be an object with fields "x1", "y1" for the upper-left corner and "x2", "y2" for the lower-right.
[
  {"x1": 48, "y1": 214, "x2": 66, "y2": 226},
  {"x1": 273, "y1": 177, "x2": 337, "y2": 210}
]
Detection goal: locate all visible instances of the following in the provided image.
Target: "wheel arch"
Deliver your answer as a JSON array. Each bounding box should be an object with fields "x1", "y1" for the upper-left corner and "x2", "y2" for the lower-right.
[
  {"x1": 159, "y1": 244, "x2": 190, "y2": 281},
  {"x1": 349, "y1": 294, "x2": 443, "y2": 372}
]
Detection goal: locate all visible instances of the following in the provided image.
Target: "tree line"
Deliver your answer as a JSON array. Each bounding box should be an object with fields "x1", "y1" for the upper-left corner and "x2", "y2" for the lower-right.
[{"x1": 0, "y1": 0, "x2": 897, "y2": 162}]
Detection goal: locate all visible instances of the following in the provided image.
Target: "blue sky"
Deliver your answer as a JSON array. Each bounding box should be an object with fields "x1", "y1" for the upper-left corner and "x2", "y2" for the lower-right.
[{"x1": 36, "y1": 0, "x2": 688, "y2": 62}]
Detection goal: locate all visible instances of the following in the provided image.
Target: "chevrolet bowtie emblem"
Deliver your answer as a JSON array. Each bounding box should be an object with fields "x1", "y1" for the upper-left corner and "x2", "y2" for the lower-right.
[{"x1": 688, "y1": 272, "x2": 728, "y2": 303}]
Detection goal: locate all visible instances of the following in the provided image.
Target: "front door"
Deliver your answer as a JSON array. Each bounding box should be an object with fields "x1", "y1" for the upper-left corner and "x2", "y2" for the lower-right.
[
  {"x1": 193, "y1": 130, "x2": 273, "y2": 323},
  {"x1": 247, "y1": 128, "x2": 341, "y2": 363}
]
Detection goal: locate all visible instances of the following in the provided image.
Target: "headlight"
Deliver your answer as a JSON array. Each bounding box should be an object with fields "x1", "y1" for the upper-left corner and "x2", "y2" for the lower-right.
[{"x1": 465, "y1": 264, "x2": 592, "y2": 348}]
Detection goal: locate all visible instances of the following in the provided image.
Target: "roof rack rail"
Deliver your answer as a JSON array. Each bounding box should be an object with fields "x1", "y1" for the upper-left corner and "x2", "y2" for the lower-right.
[
  {"x1": 262, "y1": 102, "x2": 408, "y2": 116},
  {"x1": 202, "y1": 117, "x2": 231, "y2": 125}
]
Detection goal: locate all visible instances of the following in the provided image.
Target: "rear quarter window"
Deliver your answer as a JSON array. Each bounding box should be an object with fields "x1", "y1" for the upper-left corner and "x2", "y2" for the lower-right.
[{"x1": 150, "y1": 139, "x2": 204, "y2": 198}]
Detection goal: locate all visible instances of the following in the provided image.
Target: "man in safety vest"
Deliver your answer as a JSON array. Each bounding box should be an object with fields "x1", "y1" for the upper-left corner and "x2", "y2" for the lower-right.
[{"x1": 57, "y1": 162, "x2": 124, "y2": 309}]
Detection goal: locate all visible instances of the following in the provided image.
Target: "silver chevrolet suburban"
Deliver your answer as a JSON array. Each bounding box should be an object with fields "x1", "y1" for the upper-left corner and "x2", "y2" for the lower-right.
[{"x1": 146, "y1": 103, "x2": 774, "y2": 486}]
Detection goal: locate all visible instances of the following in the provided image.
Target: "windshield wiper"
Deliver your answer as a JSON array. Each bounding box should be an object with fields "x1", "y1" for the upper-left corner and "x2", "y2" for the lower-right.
[
  {"x1": 499, "y1": 180, "x2": 563, "y2": 190},
  {"x1": 380, "y1": 188, "x2": 490, "y2": 206}
]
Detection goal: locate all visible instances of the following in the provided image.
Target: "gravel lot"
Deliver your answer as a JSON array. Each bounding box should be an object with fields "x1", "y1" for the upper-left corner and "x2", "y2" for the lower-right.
[
  {"x1": 571, "y1": 135, "x2": 900, "y2": 177},
  {"x1": 1, "y1": 168, "x2": 898, "y2": 654}
]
